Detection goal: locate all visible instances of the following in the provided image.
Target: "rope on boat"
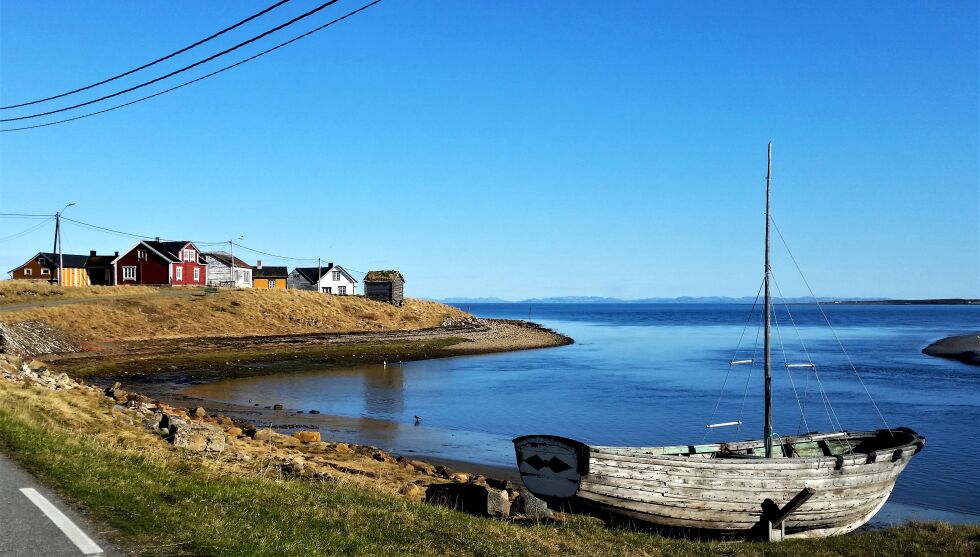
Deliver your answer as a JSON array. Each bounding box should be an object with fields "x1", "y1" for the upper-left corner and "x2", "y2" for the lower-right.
[
  {"x1": 703, "y1": 279, "x2": 764, "y2": 442},
  {"x1": 768, "y1": 279, "x2": 813, "y2": 434},
  {"x1": 769, "y1": 217, "x2": 891, "y2": 433}
]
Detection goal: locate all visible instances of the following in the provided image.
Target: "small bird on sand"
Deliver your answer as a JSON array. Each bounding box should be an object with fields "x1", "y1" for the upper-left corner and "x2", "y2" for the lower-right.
[{"x1": 414, "y1": 415, "x2": 421, "y2": 426}]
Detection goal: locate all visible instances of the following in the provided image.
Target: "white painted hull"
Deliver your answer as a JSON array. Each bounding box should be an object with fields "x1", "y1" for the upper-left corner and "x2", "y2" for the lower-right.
[{"x1": 514, "y1": 429, "x2": 924, "y2": 538}]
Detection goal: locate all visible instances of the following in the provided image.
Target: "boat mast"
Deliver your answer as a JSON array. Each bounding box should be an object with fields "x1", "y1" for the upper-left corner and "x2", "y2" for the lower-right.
[{"x1": 764, "y1": 142, "x2": 773, "y2": 458}]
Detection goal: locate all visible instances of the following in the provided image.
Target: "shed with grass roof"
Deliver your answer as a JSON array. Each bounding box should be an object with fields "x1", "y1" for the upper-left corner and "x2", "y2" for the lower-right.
[{"x1": 363, "y1": 270, "x2": 404, "y2": 306}]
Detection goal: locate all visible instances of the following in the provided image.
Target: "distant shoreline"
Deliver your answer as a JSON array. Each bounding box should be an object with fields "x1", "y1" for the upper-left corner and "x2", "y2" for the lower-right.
[{"x1": 442, "y1": 297, "x2": 980, "y2": 305}]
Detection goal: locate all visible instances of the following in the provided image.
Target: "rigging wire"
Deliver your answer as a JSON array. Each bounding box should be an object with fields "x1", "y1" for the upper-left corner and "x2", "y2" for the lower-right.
[
  {"x1": 769, "y1": 298, "x2": 841, "y2": 435},
  {"x1": 0, "y1": 0, "x2": 292, "y2": 110},
  {"x1": 1, "y1": 0, "x2": 383, "y2": 133},
  {"x1": 1, "y1": 0, "x2": 343, "y2": 123},
  {"x1": 0, "y1": 217, "x2": 54, "y2": 243},
  {"x1": 769, "y1": 274, "x2": 813, "y2": 434},
  {"x1": 702, "y1": 278, "x2": 764, "y2": 442},
  {"x1": 770, "y1": 216, "x2": 891, "y2": 431}
]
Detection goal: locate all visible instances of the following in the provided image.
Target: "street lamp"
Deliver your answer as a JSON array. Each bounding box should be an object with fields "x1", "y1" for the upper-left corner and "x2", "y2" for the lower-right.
[
  {"x1": 54, "y1": 202, "x2": 76, "y2": 286},
  {"x1": 230, "y1": 235, "x2": 244, "y2": 287}
]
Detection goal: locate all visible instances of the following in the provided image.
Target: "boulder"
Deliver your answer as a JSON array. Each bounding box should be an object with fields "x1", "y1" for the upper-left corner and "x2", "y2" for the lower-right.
[
  {"x1": 512, "y1": 493, "x2": 554, "y2": 521},
  {"x1": 485, "y1": 477, "x2": 513, "y2": 491},
  {"x1": 294, "y1": 431, "x2": 321, "y2": 443},
  {"x1": 252, "y1": 428, "x2": 276, "y2": 442},
  {"x1": 273, "y1": 403, "x2": 284, "y2": 411},
  {"x1": 425, "y1": 483, "x2": 510, "y2": 518},
  {"x1": 399, "y1": 483, "x2": 427, "y2": 501},
  {"x1": 333, "y1": 443, "x2": 352, "y2": 454},
  {"x1": 411, "y1": 460, "x2": 436, "y2": 475},
  {"x1": 450, "y1": 472, "x2": 470, "y2": 483},
  {"x1": 226, "y1": 427, "x2": 243, "y2": 437},
  {"x1": 192, "y1": 406, "x2": 206, "y2": 419},
  {"x1": 167, "y1": 417, "x2": 226, "y2": 453}
]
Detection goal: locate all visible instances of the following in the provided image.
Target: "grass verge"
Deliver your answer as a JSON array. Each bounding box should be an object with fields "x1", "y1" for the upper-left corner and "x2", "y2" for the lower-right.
[{"x1": 0, "y1": 381, "x2": 976, "y2": 556}]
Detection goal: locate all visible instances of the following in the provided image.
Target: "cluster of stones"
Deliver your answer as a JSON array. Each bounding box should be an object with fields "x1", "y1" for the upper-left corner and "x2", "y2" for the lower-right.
[
  {"x1": 0, "y1": 354, "x2": 555, "y2": 522},
  {"x1": 440, "y1": 317, "x2": 485, "y2": 329}
]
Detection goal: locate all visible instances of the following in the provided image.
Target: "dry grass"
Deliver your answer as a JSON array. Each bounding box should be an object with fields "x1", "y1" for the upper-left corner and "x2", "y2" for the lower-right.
[
  {"x1": 0, "y1": 280, "x2": 156, "y2": 305},
  {"x1": 0, "y1": 284, "x2": 468, "y2": 341}
]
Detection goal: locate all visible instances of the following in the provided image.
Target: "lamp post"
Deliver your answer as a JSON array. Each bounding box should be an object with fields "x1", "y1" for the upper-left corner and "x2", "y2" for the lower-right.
[
  {"x1": 230, "y1": 235, "x2": 244, "y2": 287},
  {"x1": 54, "y1": 202, "x2": 76, "y2": 286}
]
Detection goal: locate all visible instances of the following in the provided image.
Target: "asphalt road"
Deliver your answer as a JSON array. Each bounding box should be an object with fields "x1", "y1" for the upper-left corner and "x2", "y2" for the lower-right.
[{"x1": 0, "y1": 452, "x2": 120, "y2": 556}]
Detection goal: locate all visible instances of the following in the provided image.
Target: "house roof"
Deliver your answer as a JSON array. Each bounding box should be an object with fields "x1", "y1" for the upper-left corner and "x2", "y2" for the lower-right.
[
  {"x1": 364, "y1": 270, "x2": 404, "y2": 283},
  {"x1": 85, "y1": 255, "x2": 116, "y2": 267},
  {"x1": 39, "y1": 252, "x2": 90, "y2": 268},
  {"x1": 252, "y1": 266, "x2": 288, "y2": 279},
  {"x1": 143, "y1": 240, "x2": 192, "y2": 263},
  {"x1": 293, "y1": 264, "x2": 357, "y2": 284},
  {"x1": 8, "y1": 252, "x2": 102, "y2": 274},
  {"x1": 202, "y1": 252, "x2": 251, "y2": 268}
]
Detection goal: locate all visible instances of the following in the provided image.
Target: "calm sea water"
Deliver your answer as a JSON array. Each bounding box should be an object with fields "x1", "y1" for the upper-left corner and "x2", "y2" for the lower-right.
[{"x1": 184, "y1": 303, "x2": 980, "y2": 523}]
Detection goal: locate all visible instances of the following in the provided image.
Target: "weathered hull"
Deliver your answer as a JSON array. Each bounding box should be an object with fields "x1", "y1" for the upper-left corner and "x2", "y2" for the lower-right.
[{"x1": 514, "y1": 429, "x2": 924, "y2": 539}]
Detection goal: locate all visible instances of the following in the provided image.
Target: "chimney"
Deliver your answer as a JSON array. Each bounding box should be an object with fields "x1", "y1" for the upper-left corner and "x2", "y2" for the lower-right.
[
  {"x1": 114, "y1": 251, "x2": 119, "y2": 257},
  {"x1": 155, "y1": 236, "x2": 161, "y2": 242},
  {"x1": 328, "y1": 262, "x2": 334, "y2": 267},
  {"x1": 90, "y1": 250, "x2": 96, "y2": 257},
  {"x1": 257, "y1": 259, "x2": 262, "y2": 269}
]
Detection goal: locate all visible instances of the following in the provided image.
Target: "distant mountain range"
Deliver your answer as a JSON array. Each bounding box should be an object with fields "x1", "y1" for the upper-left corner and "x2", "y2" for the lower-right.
[{"x1": 437, "y1": 296, "x2": 886, "y2": 304}]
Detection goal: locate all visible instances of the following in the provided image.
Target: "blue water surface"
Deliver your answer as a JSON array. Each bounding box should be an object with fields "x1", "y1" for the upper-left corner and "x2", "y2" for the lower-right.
[{"x1": 185, "y1": 303, "x2": 980, "y2": 522}]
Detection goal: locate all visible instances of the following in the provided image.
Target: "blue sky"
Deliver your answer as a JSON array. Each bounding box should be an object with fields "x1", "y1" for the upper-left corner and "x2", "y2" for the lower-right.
[{"x1": 1, "y1": 1, "x2": 976, "y2": 299}]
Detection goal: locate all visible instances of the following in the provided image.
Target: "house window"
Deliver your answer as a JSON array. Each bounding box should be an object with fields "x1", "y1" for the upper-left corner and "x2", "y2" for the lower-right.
[
  {"x1": 176, "y1": 267, "x2": 183, "y2": 281},
  {"x1": 267, "y1": 280, "x2": 276, "y2": 289},
  {"x1": 193, "y1": 268, "x2": 200, "y2": 282},
  {"x1": 24, "y1": 268, "x2": 32, "y2": 276},
  {"x1": 37, "y1": 257, "x2": 45, "y2": 265},
  {"x1": 332, "y1": 271, "x2": 340, "y2": 281},
  {"x1": 244, "y1": 271, "x2": 251, "y2": 282},
  {"x1": 40, "y1": 268, "x2": 50, "y2": 275},
  {"x1": 338, "y1": 286, "x2": 346, "y2": 295},
  {"x1": 323, "y1": 286, "x2": 332, "y2": 294},
  {"x1": 183, "y1": 249, "x2": 195, "y2": 262},
  {"x1": 123, "y1": 266, "x2": 136, "y2": 281},
  {"x1": 137, "y1": 249, "x2": 147, "y2": 260}
]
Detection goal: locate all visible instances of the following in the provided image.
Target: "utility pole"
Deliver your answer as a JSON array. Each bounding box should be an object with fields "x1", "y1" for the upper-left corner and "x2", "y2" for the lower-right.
[
  {"x1": 54, "y1": 202, "x2": 76, "y2": 286},
  {"x1": 317, "y1": 257, "x2": 322, "y2": 293},
  {"x1": 229, "y1": 235, "x2": 243, "y2": 287}
]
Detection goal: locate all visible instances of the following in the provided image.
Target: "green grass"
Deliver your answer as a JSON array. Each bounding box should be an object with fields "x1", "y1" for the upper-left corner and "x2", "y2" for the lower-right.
[{"x1": 0, "y1": 403, "x2": 976, "y2": 556}]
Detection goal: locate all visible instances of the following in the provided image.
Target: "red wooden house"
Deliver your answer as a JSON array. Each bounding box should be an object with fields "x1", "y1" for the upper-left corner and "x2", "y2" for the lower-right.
[{"x1": 111, "y1": 240, "x2": 207, "y2": 286}]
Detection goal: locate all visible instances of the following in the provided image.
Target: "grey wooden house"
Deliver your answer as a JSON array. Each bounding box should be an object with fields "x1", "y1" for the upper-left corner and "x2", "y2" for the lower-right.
[{"x1": 363, "y1": 270, "x2": 405, "y2": 306}]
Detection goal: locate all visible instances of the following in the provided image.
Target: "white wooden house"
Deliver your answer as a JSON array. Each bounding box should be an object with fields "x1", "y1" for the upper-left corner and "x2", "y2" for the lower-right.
[
  {"x1": 201, "y1": 252, "x2": 253, "y2": 288},
  {"x1": 287, "y1": 263, "x2": 358, "y2": 295}
]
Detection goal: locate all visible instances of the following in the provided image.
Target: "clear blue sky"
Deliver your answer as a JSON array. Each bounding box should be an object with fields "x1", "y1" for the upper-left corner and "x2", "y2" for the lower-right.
[{"x1": 1, "y1": 1, "x2": 977, "y2": 300}]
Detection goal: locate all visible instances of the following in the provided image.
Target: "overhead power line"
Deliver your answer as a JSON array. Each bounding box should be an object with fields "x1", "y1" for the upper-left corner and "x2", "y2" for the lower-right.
[
  {"x1": 0, "y1": 0, "x2": 292, "y2": 111},
  {"x1": 1, "y1": 0, "x2": 383, "y2": 133},
  {"x1": 235, "y1": 243, "x2": 319, "y2": 262},
  {"x1": 0, "y1": 218, "x2": 54, "y2": 243},
  {"x1": 1, "y1": 0, "x2": 342, "y2": 123},
  {"x1": 59, "y1": 216, "x2": 322, "y2": 262},
  {"x1": 0, "y1": 212, "x2": 54, "y2": 218}
]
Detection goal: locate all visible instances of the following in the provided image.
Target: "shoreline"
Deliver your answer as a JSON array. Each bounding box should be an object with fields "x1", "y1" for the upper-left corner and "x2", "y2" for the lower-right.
[{"x1": 41, "y1": 317, "x2": 573, "y2": 379}]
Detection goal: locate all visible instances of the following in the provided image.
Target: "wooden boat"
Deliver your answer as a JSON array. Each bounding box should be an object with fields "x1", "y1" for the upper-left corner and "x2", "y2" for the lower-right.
[{"x1": 513, "y1": 144, "x2": 925, "y2": 539}]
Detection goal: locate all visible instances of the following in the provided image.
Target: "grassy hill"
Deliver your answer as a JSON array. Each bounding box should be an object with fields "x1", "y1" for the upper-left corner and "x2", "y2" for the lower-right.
[{"x1": 0, "y1": 281, "x2": 468, "y2": 342}]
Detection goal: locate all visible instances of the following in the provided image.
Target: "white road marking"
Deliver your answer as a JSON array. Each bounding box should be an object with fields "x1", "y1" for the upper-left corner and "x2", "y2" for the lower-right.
[{"x1": 19, "y1": 488, "x2": 103, "y2": 555}]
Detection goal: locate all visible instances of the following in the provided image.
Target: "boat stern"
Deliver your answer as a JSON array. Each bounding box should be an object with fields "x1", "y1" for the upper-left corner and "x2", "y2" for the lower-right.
[{"x1": 513, "y1": 435, "x2": 590, "y2": 501}]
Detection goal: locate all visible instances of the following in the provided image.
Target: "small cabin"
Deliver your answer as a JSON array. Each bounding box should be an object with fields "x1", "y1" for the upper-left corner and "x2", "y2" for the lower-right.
[{"x1": 363, "y1": 270, "x2": 405, "y2": 306}]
